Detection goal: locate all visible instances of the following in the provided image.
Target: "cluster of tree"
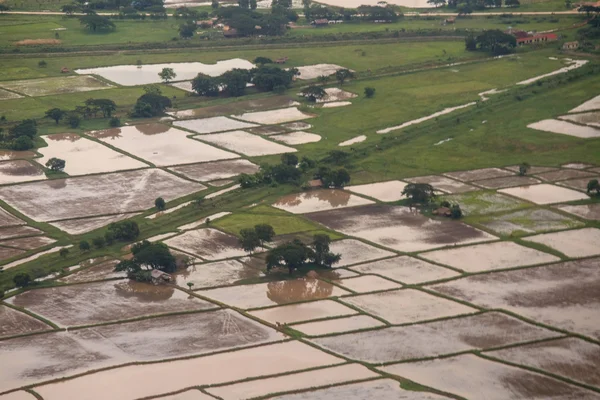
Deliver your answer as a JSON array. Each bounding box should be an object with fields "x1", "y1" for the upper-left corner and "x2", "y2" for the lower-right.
[
  {"x1": 131, "y1": 86, "x2": 172, "y2": 117},
  {"x1": 588, "y1": 179, "x2": 600, "y2": 196},
  {"x1": 429, "y1": 0, "x2": 519, "y2": 11},
  {"x1": 402, "y1": 183, "x2": 437, "y2": 205},
  {"x1": 80, "y1": 12, "x2": 116, "y2": 32},
  {"x1": 215, "y1": 6, "x2": 293, "y2": 37},
  {"x1": 0, "y1": 119, "x2": 37, "y2": 151},
  {"x1": 114, "y1": 240, "x2": 177, "y2": 281},
  {"x1": 266, "y1": 234, "x2": 341, "y2": 275},
  {"x1": 577, "y1": 9, "x2": 600, "y2": 41},
  {"x1": 518, "y1": 162, "x2": 530, "y2": 176},
  {"x1": 239, "y1": 224, "x2": 276, "y2": 252},
  {"x1": 114, "y1": 5, "x2": 168, "y2": 19},
  {"x1": 356, "y1": 5, "x2": 400, "y2": 22},
  {"x1": 299, "y1": 70, "x2": 354, "y2": 102},
  {"x1": 79, "y1": 220, "x2": 140, "y2": 254},
  {"x1": 45, "y1": 98, "x2": 118, "y2": 129},
  {"x1": 465, "y1": 30, "x2": 516, "y2": 56},
  {"x1": 315, "y1": 165, "x2": 351, "y2": 188},
  {"x1": 46, "y1": 157, "x2": 66, "y2": 172},
  {"x1": 438, "y1": 200, "x2": 463, "y2": 219}
]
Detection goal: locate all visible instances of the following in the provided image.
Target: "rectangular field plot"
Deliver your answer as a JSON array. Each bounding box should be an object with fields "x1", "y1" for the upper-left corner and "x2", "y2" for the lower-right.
[
  {"x1": 558, "y1": 176, "x2": 600, "y2": 192},
  {"x1": 307, "y1": 204, "x2": 496, "y2": 252},
  {"x1": 169, "y1": 159, "x2": 259, "y2": 182},
  {"x1": 0, "y1": 160, "x2": 46, "y2": 185},
  {"x1": 0, "y1": 206, "x2": 24, "y2": 227},
  {"x1": 0, "y1": 235, "x2": 56, "y2": 250},
  {"x1": 173, "y1": 116, "x2": 257, "y2": 134},
  {"x1": 0, "y1": 392, "x2": 37, "y2": 400},
  {"x1": 560, "y1": 111, "x2": 600, "y2": 127},
  {"x1": 201, "y1": 279, "x2": 351, "y2": 309},
  {"x1": 0, "y1": 310, "x2": 281, "y2": 393},
  {"x1": 442, "y1": 191, "x2": 530, "y2": 215},
  {"x1": 292, "y1": 315, "x2": 385, "y2": 336},
  {"x1": 405, "y1": 175, "x2": 478, "y2": 194},
  {"x1": 430, "y1": 258, "x2": 600, "y2": 340},
  {"x1": 345, "y1": 180, "x2": 408, "y2": 202},
  {"x1": 329, "y1": 239, "x2": 395, "y2": 267},
  {"x1": 33, "y1": 341, "x2": 343, "y2": 400},
  {"x1": 0, "y1": 305, "x2": 50, "y2": 339},
  {"x1": 570, "y1": 94, "x2": 600, "y2": 113},
  {"x1": 7, "y1": 281, "x2": 217, "y2": 327},
  {"x1": 271, "y1": 131, "x2": 322, "y2": 145},
  {"x1": 58, "y1": 259, "x2": 123, "y2": 283},
  {"x1": 486, "y1": 337, "x2": 600, "y2": 388},
  {"x1": 499, "y1": 184, "x2": 590, "y2": 205},
  {"x1": 535, "y1": 168, "x2": 596, "y2": 182},
  {"x1": 0, "y1": 169, "x2": 202, "y2": 222},
  {"x1": 0, "y1": 75, "x2": 111, "y2": 97},
  {"x1": 174, "y1": 260, "x2": 262, "y2": 289},
  {"x1": 232, "y1": 107, "x2": 314, "y2": 125},
  {"x1": 206, "y1": 364, "x2": 378, "y2": 400},
  {"x1": 445, "y1": 167, "x2": 513, "y2": 182},
  {"x1": 528, "y1": 119, "x2": 600, "y2": 138},
  {"x1": 248, "y1": 300, "x2": 358, "y2": 325},
  {"x1": 313, "y1": 312, "x2": 557, "y2": 364},
  {"x1": 273, "y1": 190, "x2": 374, "y2": 214},
  {"x1": 50, "y1": 213, "x2": 140, "y2": 235},
  {"x1": 38, "y1": 134, "x2": 147, "y2": 175},
  {"x1": 0, "y1": 225, "x2": 42, "y2": 240},
  {"x1": 89, "y1": 125, "x2": 239, "y2": 166},
  {"x1": 523, "y1": 228, "x2": 600, "y2": 258},
  {"x1": 0, "y1": 247, "x2": 25, "y2": 263},
  {"x1": 196, "y1": 131, "x2": 296, "y2": 157},
  {"x1": 419, "y1": 241, "x2": 559, "y2": 273},
  {"x1": 557, "y1": 203, "x2": 600, "y2": 221},
  {"x1": 0, "y1": 88, "x2": 23, "y2": 100},
  {"x1": 164, "y1": 228, "x2": 246, "y2": 261},
  {"x1": 475, "y1": 175, "x2": 542, "y2": 189},
  {"x1": 381, "y1": 354, "x2": 597, "y2": 400},
  {"x1": 166, "y1": 96, "x2": 298, "y2": 120},
  {"x1": 474, "y1": 208, "x2": 584, "y2": 236},
  {"x1": 349, "y1": 256, "x2": 459, "y2": 284},
  {"x1": 342, "y1": 289, "x2": 477, "y2": 325},
  {"x1": 336, "y1": 275, "x2": 401, "y2": 293}
]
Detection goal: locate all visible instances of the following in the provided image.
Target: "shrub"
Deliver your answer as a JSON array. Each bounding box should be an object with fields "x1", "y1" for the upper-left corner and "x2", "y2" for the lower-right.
[
  {"x1": 13, "y1": 272, "x2": 32, "y2": 288},
  {"x1": 109, "y1": 117, "x2": 121, "y2": 127},
  {"x1": 364, "y1": 87, "x2": 376, "y2": 98}
]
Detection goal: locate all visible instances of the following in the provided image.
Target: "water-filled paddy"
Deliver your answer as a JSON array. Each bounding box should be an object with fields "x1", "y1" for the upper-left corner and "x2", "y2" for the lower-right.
[
  {"x1": 0, "y1": 160, "x2": 46, "y2": 185},
  {"x1": 248, "y1": 299, "x2": 357, "y2": 324},
  {"x1": 196, "y1": 130, "x2": 296, "y2": 156},
  {"x1": 0, "y1": 75, "x2": 111, "y2": 97},
  {"x1": 50, "y1": 213, "x2": 140, "y2": 235},
  {"x1": 405, "y1": 175, "x2": 477, "y2": 193},
  {"x1": 272, "y1": 190, "x2": 374, "y2": 214},
  {"x1": 349, "y1": 256, "x2": 459, "y2": 284},
  {"x1": 175, "y1": 259, "x2": 261, "y2": 289},
  {"x1": 292, "y1": 314, "x2": 384, "y2": 336},
  {"x1": 523, "y1": 227, "x2": 600, "y2": 258},
  {"x1": 445, "y1": 167, "x2": 514, "y2": 182},
  {"x1": 169, "y1": 159, "x2": 259, "y2": 182},
  {"x1": 0, "y1": 305, "x2": 50, "y2": 339},
  {"x1": 499, "y1": 183, "x2": 589, "y2": 205},
  {"x1": 345, "y1": 180, "x2": 408, "y2": 202},
  {"x1": 329, "y1": 239, "x2": 395, "y2": 267},
  {"x1": 164, "y1": 228, "x2": 246, "y2": 261},
  {"x1": 556, "y1": 203, "x2": 600, "y2": 220},
  {"x1": 173, "y1": 116, "x2": 257, "y2": 134}
]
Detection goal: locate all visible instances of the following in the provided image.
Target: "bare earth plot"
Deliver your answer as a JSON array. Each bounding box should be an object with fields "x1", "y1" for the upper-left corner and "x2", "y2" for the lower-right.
[
  {"x1": 0, "y1": 75, "x2": 111, "y2": 97},
  {"x1": 0, "y1": 235, "x2": 56, "y2": 250},
  {"x1": 166, "y1": 96, "x2": 298, "y2": 119},
  {"x1": 499, "y1": 184, "x2": 590, "y2": 205},
  {"x1": 341, "y1": 289, "x2": 477, "y2": 325},
  {"x1": 232, "y1": 107, "x2": 314, "y2": 125},
  {"x1": 556, "y1": 203, "x2": 600, "y2": 221},
  {"x1": 168, "y1": 159, "x2": 259, "y2": 182},
  {"x1": 570, "y1": 94, "x2": 600, "y2": 113},
  {"x1": 380, "y1": 354, "x2": 599, "y2": 400},
  {"x1": 345, "y1": 180, "x2": 408, "y2": 202},
  {"x1": 528, "y1": 119, "x2": 600, "y2": 139},
  {"x1": 445, "y1": 168, "x2": 513, "y2": 182},
  {"x1": 0, "y1": 310, "x2": 281, "y2": 393},
  {"x1": 306, "y1": 204, "x2": 496, "y2": 252},
  {"x1": 560, "y1": 111, "x2": 600, "y2": 128},
  {"x1": 405, "y1": 175, "x2": 478, "y2": 194},
  {"x1": 0, "y1": 169, "x2": 202, "y2": 222},
  {"x1": 442, "y1": 192, "x2": 530, "y2": 215},
  {"x1": 38, "y1": 134, "x2": 148, "y2": 175},
  {"x1": 291, "y1": 315, "x2": 385, "y2": 336},
  {"x1": 0, "y1": 247, "x2": 25, "y2": 263},
  {"x1": 0, "y1": 305, "x2": 50, "y2": 339},
  {"x1": 89, "y1": 124, "x2": 239, "y2": 166},
  {"x1": 57, "y1": 259, "x2": 123, "y2": 283},
  {"x1": 0, "y1": 225, "x2": 42, "y2": 240},
  {"x1": 164, "y1": 228, "x2": 246, "y2": 261},
  {"x1": 504, "y1": 165, "x2": 557, "y2": 175},
  {"x1": 33, "y1": 341, "x2": 344, "y2": 400},
  {"x1": 0, "y1": 88, "x2": 23, "y2": 100},
  {"x1": 523, "y1": 228, "x2": 600, "y2": 257},
  {"x1": 474, "y1": 208, "x2": 584, "y2": 236},
  {"x1": 248, "y1": 299, "x2": 358, "y2": 325},
  {"x1": 173, "y1": 116, "x2": 258, "y2": 134},
  {"x1": 475, "y1": 175, "x2": 542, "y2": 189},
  {"x1": 534, "y1": 168, "x2": 596, "y2": 182},
  {"x1": 270, "y1": 131, "x2": 322, "y2": 145},
  {"x1": 273, "y1": 190, "x2": 374, "y2": 214},
  {"x1": 196, "y1": 130, "x2": 296, "y2": 157},
  {"x1": 319, "y1": 88, "x2": 357, "y2": 103},
  {"x1": 7, "y1": 280, "x2": 216, "y2": 327},
  {"x1": 349, "y1": 256, "x2": 459, "y2": 284},
  {"x1": 430, "y1": 258, "x2": 600, "y2": 340},
  {"x1": 50, "y1": 213, "x2": 141, "y2": 235},
  {"x1": 312, "y1": 312, "x2": 558, "y2": 364},
  {"x1": 0, "y1": 206, "x2": 24, "y2": 227},
  {"x1": 0, "y1": 160, "x2": 46, "y2": 185},
  {"x1": 174, "y1": 259, "x2": 262, "y2": 289},
  {"x1": 329, "y1": 239, "x2": 396, "y2": 267},
  {"x1": 558, "y1": 176, "x2": 600, "y2": 192},
  {"x1": 295, "y1": 64, "x2": 347, "y2": 80}
]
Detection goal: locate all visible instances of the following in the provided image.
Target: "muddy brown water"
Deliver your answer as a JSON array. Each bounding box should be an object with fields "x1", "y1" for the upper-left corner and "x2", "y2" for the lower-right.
[
  {"x1": 58, "y1": 259, "x2": 123, "y2": 284},
  {"x1": 197, "y1": 130, "x2": 296, "y2": 157},
  {"x1": 0, "y1": 150, "x2": 35, "y2": 161},
  {"x1": 168, "y1": 96, "x2": 297, "y2": 120},
  {"x1": 292, "y1": 315, "x2": 384, "y2": 337},
  {"x1": 557, "y1": 203, "x2": 600, "y2": 221},
  {"x1": 346, "y1": 180, "x2": 408, "y2": 202},
  {"x1": 0, "y1": 160, "x2": 45, "y2": 183},
  {"x1": 0, "y1": 207, "x2": 25, "y2": 228},
  {"x1": 524, "y1": 227, "x2": 600, "y2": 258},
  {"x1": 267, "y1": 379, "x2": 423, "y2": 400},
  {"x1": 349, "y1": 256, "x2": 459, "y2": 285},
  {"x1": 165, "y1": 228, "x2": 246, "y2": 261},
  {"x1": 248, "y1": 300, "x2": 357, "y2": 325},
  {"x1": 175, "y1": 259, "x2": 262, "y2": 289},
  {"x1": 0, "y1": 305, "x2": 50, "y2": 339},
  {"x1": 273, "y1": 189, "x2": 374, "y2": 214},
  {"x1": 169, "y1": 159, "x2": 259, "y2": 182},
  {"x1": 328, "y1": 239, "x2": 395, "y2": 267}
]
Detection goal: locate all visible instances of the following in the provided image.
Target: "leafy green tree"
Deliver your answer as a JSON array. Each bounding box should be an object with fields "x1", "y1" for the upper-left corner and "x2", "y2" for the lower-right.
[
  {"x1": 266, "y1": 239, "x2": 314, "y2": 275},
  {"x1": 87, "y1": 99, "x2": 117, "y2": 117},
  {"x1": 272, "y1": 163, "x2": 302, "y2": 184},
  {"x1": 80, "y1": 14, "x2": 115, "y2": 32},
  {"x1": 312, "y1": 234, "x2": 340, "y2": 267},
  {"x1": 0, "y1": 4, "x2": 10, "y2": 11},
  {"x1": 12, "y1": 136, "x2": 34, "y2": 151},
  {"x1": 158, "y1": 67, "x2": 177, "y2": 83},
  {"x1": 255, "y1": 224, "x2": 275, "y2": 247},
  {"x1": 67, "y1": 113, "x2": 81, "y2": 128},
  {"x1": 281, "y1": 153, "x2": 299, "y2": 166},
  {"x1": 301, "y1": 85, "x2": 327, "y2": 102},
  {"x1": 131, "y1": 240, "x2": 177, "y2": 272},
  {"x1": 465, "y1": 34, "x2": 477, "y2": 51},
  {"x1": 211, "y1": 0, "x2": 219, "y2": 8},
  {"x1": 299, "y1": 156, "x2": 316, "y2": 172},
  {"x1": 364, "y1": 87, "x2": 376, "y2": 98},
  {"x1": 13, "y1": 272, "x2": 31, "y2": 288},
  {"x1": 587, "y1": 179, "x2": 600, "y2": 196},
  {"x1": 131, "y1": 92, "x2": 172, "y2": 117},
  {"x1": 45, "y1": 157, "x2": 66, "y2": 172},
  {"x1": 518, "y1": 162, "x2": 530, "y2": 176},
  {"x1": 191, "y1": 73, "x2": 220, "y2": 97},
  {"x1": 254, "y1": 56, "x2": 273, "y2": 65},
  {"x1": 8, "y1": 119, "x2": 37, "y2": 139},
  {"x1": 450, "y1": 204, "x2": 463, "y2": 219},
  {"x1": 505, "y1": 0, "x2": 520, "y2": 7},
  {"x1": 251, "y1": 66, "x2": 296, "y2": 92},
  {"x1": 187, "y1": 282, "x2": 194, "y2": 290},
  {"x1": 239, "y1": 228, "x2": 261, "y2": 253},
  {"x1": 250, "y1": 0, "x2": 257, "y2": 9},
  {"x1": 79, "y1": 240, "x2": 91, "y2": 252},
  {"x1": 323, "y1": 168, "x2": 350, "y2": 188},
  {"x1": 109, "y1": 117, "x2": 121, "y2": 127},
  {"x1": 470, "y1": 30, "x2": 516, "y2": 55},
  {"x1": 238, "y1": 0, "x2": 250, "y2": 8},
  {"x1": 323, "y1": 150, "x2": 350, "y2": 165},
  {"x1": 108, "y1": 220, "x2": 140, "y2": 241},
  {"x1": 155, "y1": 197, "x2": 166, "y2": 211},
  {"x1": 220, "y1": 69, "x2": 251, "y2": 97},
  {"x1": 92, "y1": 236, "x2": 106, "y2": 248},
  {"x1": 179, "y1": 21, "x2": 197, "y2": 38},
  {"x1": 402, "y1": 183, "x2": 436, "y2": 205},
  {"x1": 45, "y1": 108, "x2": 66, "y2": 124},
  {"x1": 335, "y1": 69, "x2": 354, "y2": 85},
  {"x1": 59, "y1": 248, "x2": 70, "y2": 258}
]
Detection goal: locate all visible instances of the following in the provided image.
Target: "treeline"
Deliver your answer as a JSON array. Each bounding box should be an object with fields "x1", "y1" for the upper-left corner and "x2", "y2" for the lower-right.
[{"x1": 428, "y1": 0, "x2": 520, "y2": 12}]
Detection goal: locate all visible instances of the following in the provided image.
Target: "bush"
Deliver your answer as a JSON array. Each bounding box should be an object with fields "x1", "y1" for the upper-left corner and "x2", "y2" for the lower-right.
[
  {"x1": 13, "y1": 272, "x2": 32, "y2": 288},
  {"x1": 108, "y1": 220, "x2": 140, "y2": 241},
  {"x1": 364, "y1": 87, "x2": 376, "y2": 98},
  {"x1": 38, "y1": 60, "x2": 47, "y2": 68},
  {"x1": 92, "y1": 236, "x2": 106, "y2": 248},
  {"x1": 155, "y1": 197, "x2": 166, "y2": 211},
  {"x1": 79, "y1": 240, "x2": 91, "y2": 251},
  {"x1": 109, "y1": 117, "x2": 121, "y2": 127},
  {"x1": 67, "y1": 113, "x2": 81, "y2": 128}
]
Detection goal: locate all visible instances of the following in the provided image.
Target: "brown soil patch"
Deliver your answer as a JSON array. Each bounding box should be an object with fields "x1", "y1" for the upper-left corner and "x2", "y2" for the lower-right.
[
  {"x1": 58, "y1": 259, "x2": 123, "y2": 284},
  {"x1": 535, "y1": 169, "x2": 596, "y2": 182},
  {"x1": 15, "y1": 39, "x2": 62, "y2": 46},
  {"x1": 0, "y1": 305, "x2": 50, "y2": 339},
  {"x1": 0, "y1": 206, "x2": 24, "y2": 228},
  {"x1": 445, "y1": 167, "x2": 513, "y2": 182},
  {"x1": 0, "y1": 236, "x2": 55, "y2": 250},
  {"x1": 0, "y1": 225, "x2": 42, "y2": 240},
  {"x1": 0, "y1": 151, "x2": 36, "y2": 161},
  {"x1": 475, "y1": 175, "x2": 542, "y2": 189},
  {"x1": 0, "y1": 246, "x2": 25, "y2": 262},
  {"x1": 558, "y1": 176, "x2": 600, "y2": 192},
  {"x1": 169, "y1": 159, "x2": 259, "y2": 182}
]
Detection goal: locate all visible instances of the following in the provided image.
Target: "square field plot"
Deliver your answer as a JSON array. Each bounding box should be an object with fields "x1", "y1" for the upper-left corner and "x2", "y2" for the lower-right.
[
  {"x1": 0, "y1": 169, "x2": 202, "y2": 222},
  {"x1": 557, "y1": 203, "x2": 600, "y2": 221},
  {"x1": 169, "y1": 159, "x2": 259, "y2": 182},
  {"x1": 272, "y1": 190, "x2": 374, "y2": 214},
  {"x1": 248, "y1": 299, "x2": 357, "y2": 325},
  {"x1": 307, "y1": 204, "x2": 496, "y2": 252},
  {"x1": 528, "y1": 119, "x2": 600, "y2": 138},
  {"x1": 336, "y1": 275, "x2": 401, "y2": 293},
  {"x1": 345, "y1": 180, "x2": 408, "y2": 202},
  {"x1": 1, "y1": 236, "x2": 55, "y2": 250},
  {"x1": 0, "y1": 305, "x2": 50, "y2": 339},
  {"x1": 0, "y1": 160, "x2": 46, "y2": 185},
  {"x1": 342, "y1": 289, "x2": 477, "y2": 325},
  {"x1": 349, "y1": 256, "x2": 459, "y2": 284},
  {"x1": 196, "y1": 131, "x2": 296, "y2": 157},
  {"x1": 39, "y1": 133, "x2": 147, "y2": 175},
  {"x1": 174, "y1": 260, "x2": 262, "y2": 289},
  {"x1": 405, "y1": 175, "x2": 478, "y2": 194},
  {"x1": 0, "y1": 75, "x2": 111, "y2": 97},
  {"x1": 381, "y1": 354, "x2": 597, "y2": 400},
  {"x1": 7, "y1": 281, "x2": 216, "y2": 327},
  {"x1": 329, "y1": 239, "x2": 395, "y2": 267},
  {"x1": 475, "y1": 208, "x2": 584, "y2": 236},
  {"x1": 419, "y1": 241, "x2": 559, "y2": 273},
  {"x1": 442, "y1": 191, "x2": 529, "y2": 215},
  {"x1": 200, "y1": 279, "x2": 350, "y2": 309},
  {"x1": 164, "y1": 228, "x2": 246, "y2": 261},
  {"x1": 89, "y1": 124, "x2": 238, "y2": 166},
  {"x1": 233, "y1": 107, "x2": 314, "y2": 125},
  {"x1": 487, "y1": 337, "x2": 600, "y2": 388},
  {"x1": 430, "y1": 258, "x2": 600, "y2": 340},
  {"x1": 475, "y1": 175, "x2": 542, "y2": 189},
  {"x1": 499, "y1": 184, "x2": 589, "y2": 205},
  {"x1": 292, "y1": 315, "x2": 385, "y2": 336},
  {"x1": 523, "y1": 228, "x2": 600, "y2": 257},
  {"x1": 445, "y1": 168, "x2": 513, "y2": 182},
  {"x1": 313, "y1": 312, "x2": 557, "y2": 364},
  {"x1": 172, "y1": 116, "x2": 257, "y2": 134}
]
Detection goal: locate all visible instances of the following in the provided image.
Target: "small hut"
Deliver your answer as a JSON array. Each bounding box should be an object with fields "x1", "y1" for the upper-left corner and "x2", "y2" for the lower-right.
[
  {"x1": 60, "y1": 67, "x2": 70, "y2": 73},
  {"x1": 275, "y1": 56, "x2": 288, "y2": 64},
  {"x1": 151, "y1": 269, "x2": 172, "y2": 284}
]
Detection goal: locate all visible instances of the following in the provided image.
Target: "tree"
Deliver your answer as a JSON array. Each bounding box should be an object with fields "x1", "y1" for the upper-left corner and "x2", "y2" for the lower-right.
[
  {"x1": 131, "y1": 92, "x2": 172, "y2": 117},
  {"x1": 45, "y1": 108, "x2": 66, "y2": 124},
  {"x1": 8, "y1": 119, "x2": 37, "y2": 139},
  {"x1": 465, "y1": 34, "x2": 477, "y2": 51},
  {"x1": 155, "y1": 197, "x2": 166, "y2": 211},
  {"x1": 67, "y1": 113, "x2": 81, "y2": 128},
  {"x1": 323, "y1": 168, "x2": 350, "y2": 188},
  {"x1": 266, "y1": 239, "x2": 314, "y2": 275},
  {"x1": 254, "y1": 56, "x2": 273, "y2": 65},
  {"x1": 250, "y1": 0, "x2": 257, "y2": 9},
  {"x1": 109, "y1": 117, "x2": 121, "y2": 127},
  {"x1": 565, "y1": 0, "x2": 572, "y2": 8},
  {"x1": 281, "y1": 153, "x2": 299, "y2": 166},
  {"x1": 13, "y1": 272, "x2": 31, "y2": 288},
  {"x1": 108, "y1": 220, "x2": 140, "y2": 241},
  {"x1": 131, "y1": 240, "x2": 177, "y2": 272},
  {"x1": 211, "y1": 0, "x2": 219, "y2": 8},
  {"x1": 62, "y1": 4, "x2": 77, "y2": 14},
  {"x1": 59, "y1": 248, "x2": 70, "y2": 258},
  {"x1": 12, "y1": 136, "x2": 34, "y2": 151},
  {"x1": 251, "y1": 66, "x2": 296, "y2": 92},
  {"x1": 427, "y1": 0, "x2": 446, "y2": 6},
  {"x1": 87, "y1": 99, "x2": 117, "y2": 117},
  {"x1": 301, "y1": 85, "x2": 327, "y2": 103},
  {"x1": 470, "y1": 30, "x2": 517, "y2": 55},
  {"x1": 179, "y1": 21, "x2": 197, "y2": 38},
  {"x1": 255, "y1": 224, "x2": 275, "y2": 248},
  {"x1": 79, "y1": 240, "x2": 91, "y2": 252},
  {"x1": 0, "y1": 4, "x2": 10, "y2": 11},
  {"x1": 587, "y1": 179, "x2": 600, "y2": 196},
  {"x1": 312, "y1": 234, "x2": 337, "y2": 266},
  {"x1": 187, "y1": 282, "x2": 194, "y2": 290},
  {"x1": 45, "y1": 157, "x2": 66, "y2": 172},
  {"x1": 335, "y1": 69, "x2": 354, "y2": 85},
  {"x1": 80, "y1": 14, "x2": 115, "y2": 32},
  {"x1": 505, "y1": 0, "x2": 520, "y2": 7},
  {"x1": 518, "y1": 162, "x2": 530, "y2": 176},
  {"x1": 238, "y1": 0, "x2": 250, "y2": 8},
  {"x1": 317, "y1": 75, "x2": 329, "y2": 85},
  {"x1": 158, "y1": 68, "x2": 177, "y2": 83},
  {"x1": 402, "y1": 183, "x2": 436, "y2": 205},
  {"x1": 92, "y1": 236, "x2": 106, "y2": 248},
  {"x1": 239, "y1": 228, "x2": 261, "y2": 253},
  {"x1": 191, "y1": 73, "x2": 220, "y2": 97},
  {"x1": 220, "y1": 69, "x2": 251, "y2": 97},
  {"x1": 364, "y1": 87, "x2": 376, "y2": 98},
  {"x1": 450, "y1": 204, "x2": 463, "y2": 219},
  {"x1": 38, "y1": 60, "x2": 47, "y2": 68}
]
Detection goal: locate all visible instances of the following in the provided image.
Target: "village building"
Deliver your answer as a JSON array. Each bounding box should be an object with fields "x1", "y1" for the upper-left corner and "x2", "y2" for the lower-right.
[
  {"x1": 516, "y1": 33, "x2": 558, "y2": 46},
  {"x1": 562, "y1": 41, "x2": 579, "y2": 50},
  {"x1": 151, "y1": 269, "x2": 172, "y2": 284}
]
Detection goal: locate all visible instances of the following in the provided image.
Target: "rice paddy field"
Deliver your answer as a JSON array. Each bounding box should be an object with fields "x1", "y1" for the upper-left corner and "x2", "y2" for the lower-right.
[{"x1": 0, "y1": 7, "x2": 599, "y2": 399}]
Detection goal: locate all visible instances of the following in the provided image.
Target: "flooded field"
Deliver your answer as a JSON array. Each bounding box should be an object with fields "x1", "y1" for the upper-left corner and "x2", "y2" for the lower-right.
[
  {"x1": 420, "y1": 241, "x2": 559, "y2": 273},
  {"x1": 560, "y1": 111, "x2": 600, "y2": 127},
  {"x1": 0, "y1": 76, "x2": 111, "y2": 96},
  {"x1": 197, "y1": 130, "x2": 296, "y2": 156},
  {"x1": 292, "y1": 315, "x2": 384, "y2": 336},
  {"x1": 0, "y1": 235, "x2": 55, "y2": 250},
  {"x1": 164, "y1": 228, "x2": 246, "y2": 260},
  {"x1": 175, "y1": 259, "x2": 261, "y2": 289},
  {"x1": 524, "y1": 227, "x2": 600, "y2": 258},
  {"x1": 75, "y1": 59, "x2": 255, "y2": 86},
  {"x1": 339, "y1": 135, "x2": 366, "y2": 147},
  {"x1": 337, "y1": 275, "x2": 401, "y2": 293},
  {"x1": 39, "y1": 134, "x2": 147, "y2": 175},
  {"x1": 381, "y1": 354, "x2": 596, "y2": 400},
  {"x1": 201, "y1": 279, "x2": 350, "y2": 309},
  {"x1": 475, "y1": 175, "x2": 541, "y2": 189},
  {"x1": 558, "y1": 176, "x2": 600, "y2": 191},
  {"x1": 33, "y1": 341, "x2": 343, "y2": 400},
  {"x1": 0, "y1": 160, "x2": 46, "y2": 185},
  {"x1": 0, "y1": 150, "x2": 36, "y2": 161},
  {"x1": 345, "y1": 180, "x2": 407, "y2": 202},
  {"x1": 169, "y1": 159, "x2": 258, "y2": 182},
  {"x1": 570, "y1": 94, "x2": 600, "y2": 113},
  {"x1": 443, "y1": 191, "x2": 530, "y2": 215},
  {"x1": 329, "y1": 239, "x2": 395, "y2": 267},
  {"x1": 475, "y1": 208, "x2": 583, "y2": 236},
  {"x1": 405, "y1": 175, "x2": 477, "y2": 193},
  {"x1": 535, "y1": 168, "x2": 595, "y2": 182},
  {"x1": 307, "y1": 204, "x2": 496, "y2": 252},
  {"x1": 431, "y1": 258, "x2": 600, "y2": 339},
  {"x1": 271, "y1": 131, "x2": 321, "y2": 145},
  {"x1": 7, "y1": 281, "x2": 216, "y2": 327},
  {"x1": 528, "y1": 119, "x2": 600, "y2": 138},
  {"x1": 295, "y1": 64, "x2": 347, "y2": 80},
  {"x1": 504, "y1": 165, "x2": 557, "y2": 175},
  {"x1": 0, "y1": 169, "x2": 201, "y2": 222},
  {"x1": 233, "y1": 107, "x2": 313, "y2": 125},
  {"x1": 557, "y1": 203, "x2": 600, "y2": 220},
  {"x1": 248, "y1": 299, "x2": 357, "y2": 324},
  {"x1": 349, "y1": 256, "x2": 459, "y2": 284},
  {"x1": 167, "y1": 96, "x2": 297, "y2": 119},
  {"x1": 173, "y1": 116, "x2": 257, "y2": 134},
  {"x1": 445, "y1": 167, "x2": 514, "y2": 182},
  {"x1": 0, "y1": 225, "x2": 42, "y2": 240},
  {"x1": 314, "y1": 312, "x2": 556, "y2": 364},
  {"x1": 206, "y1": 364, "x2": 377, "y2": 400},
  {"x1": 272, "y1": 190, "x2": 374, "y2": 214},
  {"x1": 50, "y1": 213, "x2": 140, "y2": 235},
  {"x1": 58, "y1": 259, "x2": 123, "y2": 283},
  {"x1": 342, "y1": 289, "x2": 477, "y2": 324},
  {"x1": 499, "y1": 183, "x2": 589, "y2": 205},
  {"x1": 89, "y1": 125, "x2": 239, "y2": 166},
  {"x1": 0, "y1": 247, "x2": 25, "y2": 263},
  {"x1": 0, "y1": 305, "x2": 50, "y2": 339}
]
